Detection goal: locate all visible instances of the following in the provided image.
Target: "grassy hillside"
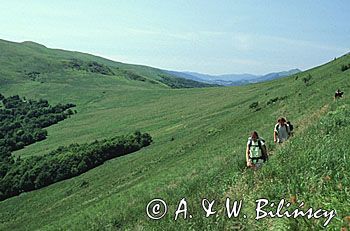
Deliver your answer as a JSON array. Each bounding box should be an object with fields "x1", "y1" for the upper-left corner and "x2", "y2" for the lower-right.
[
  {"x1": 0, "y1": 39, "x2": 214, "y2": 89},
  {"x1": 0, "y1": 40, "x2": 349, "y2": 230}
]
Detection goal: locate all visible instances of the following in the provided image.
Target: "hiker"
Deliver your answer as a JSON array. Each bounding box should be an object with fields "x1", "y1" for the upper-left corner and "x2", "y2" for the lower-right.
[
  {"x1": 334, "y1": 89, "x2": 344, "y2": 100},
  {"x1": 274, "y1": 117, "x2": 290, "y2": 143},
  {"x1": 246, "y1": 131, "x2": 268, "y2": 170}
]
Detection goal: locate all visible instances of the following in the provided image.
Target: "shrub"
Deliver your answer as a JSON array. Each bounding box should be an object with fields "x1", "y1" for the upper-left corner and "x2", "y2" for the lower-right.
[
  {"x1": 0, "y1": 131, "x2": 152, "y2": 201},
  {"x1": 341, "y1": 64, "x2": 350, "y2": 72},
  {"x1": 0, "y1": 95, "x2": 75, "y2": 152},
  {"x1": 302, "y1": 74, "x2": 312, "y2": 86},
  {"x1": 249, "y1": 101, "x2": 259, "y2": 109},
  {"x1": 266, "y1": 96, "x2": 288, "y2": 105}
]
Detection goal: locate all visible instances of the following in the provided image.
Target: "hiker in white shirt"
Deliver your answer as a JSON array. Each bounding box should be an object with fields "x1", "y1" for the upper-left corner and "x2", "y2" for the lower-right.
[{"x1": 274, "y1": 117, "x2": 290, "y2": 143}]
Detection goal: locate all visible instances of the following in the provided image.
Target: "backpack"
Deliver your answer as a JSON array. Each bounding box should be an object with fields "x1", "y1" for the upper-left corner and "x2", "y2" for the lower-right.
[
  {"x1": 287, "y1": 121, "x2": 294, "y2": 132},
  {"x1": 275, "y1": 123, "x2": 292, "y2": 133},
  {"x1": 248, "y1": 138, "x2": 268, "y2": 162}
]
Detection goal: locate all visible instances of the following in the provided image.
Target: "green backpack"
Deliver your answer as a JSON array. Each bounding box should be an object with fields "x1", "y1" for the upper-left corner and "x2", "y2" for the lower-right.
[{"x1": 248, "y1": 138, "x2": 268, "y2": 162}]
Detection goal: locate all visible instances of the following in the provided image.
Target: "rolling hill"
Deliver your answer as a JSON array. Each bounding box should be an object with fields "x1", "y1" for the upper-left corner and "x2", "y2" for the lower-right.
[
  {"x1": 0, "y1": 39, "x2": 215, "y2": 90},
  {"x1": 0, "y1": 39, "x2": 349, "y2": 230}
]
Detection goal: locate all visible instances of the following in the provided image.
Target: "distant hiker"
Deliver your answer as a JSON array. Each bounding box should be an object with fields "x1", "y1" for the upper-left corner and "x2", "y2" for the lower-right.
[
  {"x1": 246, "y1": 131, "x2": 268, "y2": 170},
  {"x1": 274, "y1": 117, "x2": 290, "y2": 143},
  {"x1": 334, "y1": 89, "x2": 344, "y2": 100}
]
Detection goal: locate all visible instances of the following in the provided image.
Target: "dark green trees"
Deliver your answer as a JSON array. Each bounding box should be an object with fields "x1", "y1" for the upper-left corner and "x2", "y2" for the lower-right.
[
  {"x1": 0, "y1": 94, "x2": 75, "y2": 154},
  {"x1": 0, "y1": 131, "x2": 152, "y2": 201}
]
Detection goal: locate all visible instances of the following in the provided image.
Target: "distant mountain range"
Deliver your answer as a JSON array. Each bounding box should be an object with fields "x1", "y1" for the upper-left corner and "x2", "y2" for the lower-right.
[{"x1": 164, "y1": 69, "x2": 301, "y2": 86}]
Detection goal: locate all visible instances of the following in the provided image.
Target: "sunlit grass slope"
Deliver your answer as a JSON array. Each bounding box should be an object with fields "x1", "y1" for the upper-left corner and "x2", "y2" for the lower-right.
[{"x1": 0, "y1": 39, "x2": 349, "y2": 230}]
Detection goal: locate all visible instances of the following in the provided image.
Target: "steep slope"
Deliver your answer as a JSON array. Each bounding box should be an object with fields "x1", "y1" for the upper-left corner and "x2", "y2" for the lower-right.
[
  {"x1": 222, "y1": 102, "x2": 350, "y2": 230},
  {"x1": 0, "y1": 40, "x2": 349, "y2": 230}
]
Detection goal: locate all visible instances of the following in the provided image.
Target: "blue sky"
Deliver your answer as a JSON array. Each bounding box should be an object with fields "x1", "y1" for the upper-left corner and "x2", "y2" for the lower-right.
[{"x1": 0, "y1": 0, "x2": 349, "y2": 74}]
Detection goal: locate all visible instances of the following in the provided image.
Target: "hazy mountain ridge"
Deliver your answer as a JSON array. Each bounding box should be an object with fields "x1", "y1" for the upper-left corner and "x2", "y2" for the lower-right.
[{"x1": 165, "y1": 68, "x2": 301, "y2": 86}]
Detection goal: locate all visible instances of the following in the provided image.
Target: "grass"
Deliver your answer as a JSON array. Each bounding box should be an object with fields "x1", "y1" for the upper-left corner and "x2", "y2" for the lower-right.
[{"x1": 0, "y1": 39, "x2": 349, "y2": 230}]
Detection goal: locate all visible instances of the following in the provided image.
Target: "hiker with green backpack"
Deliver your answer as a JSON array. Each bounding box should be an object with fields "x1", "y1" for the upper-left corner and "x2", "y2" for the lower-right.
[{"x1": 246, "y1": 131, "x2": 268, "y2": 170}]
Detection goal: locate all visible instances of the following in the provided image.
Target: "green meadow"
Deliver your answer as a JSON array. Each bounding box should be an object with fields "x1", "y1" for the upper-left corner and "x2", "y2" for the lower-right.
[{"x1": 0, "y1": 39, "x2": 349, "y2": 230}]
